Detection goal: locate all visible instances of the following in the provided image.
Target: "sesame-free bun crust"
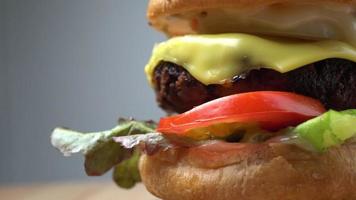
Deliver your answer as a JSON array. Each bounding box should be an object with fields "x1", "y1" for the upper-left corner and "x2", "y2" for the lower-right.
[
  {"x1": 139, "y1": 142, "x2": 356, "y2": 200},
  {"x1": 147, "y1": 0, "x2": 356, "y2": 42},
  {"x1": 147, "y1": 0, "x2": 354, "y2": 19}
]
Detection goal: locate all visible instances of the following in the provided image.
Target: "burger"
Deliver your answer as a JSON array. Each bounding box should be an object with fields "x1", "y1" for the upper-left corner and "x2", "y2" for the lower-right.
[{"x1": 51, "y1": 0, "x2": 356, "y2": 200}]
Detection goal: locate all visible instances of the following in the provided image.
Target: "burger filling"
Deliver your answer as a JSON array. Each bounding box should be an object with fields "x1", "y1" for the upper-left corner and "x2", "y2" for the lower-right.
[
  {"x1": 142, "y1": 34, "x2": 356, "y2": 164},
  {"x1": 153, "y1": 59, "x2": 356, "y2": 113},
  {"x1": 145, "y1": 34, "x2": 356, "y2": 86}
]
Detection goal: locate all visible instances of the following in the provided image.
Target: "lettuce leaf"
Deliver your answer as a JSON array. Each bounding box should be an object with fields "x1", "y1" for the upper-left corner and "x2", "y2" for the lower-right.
[
  {"x1": 112, "y1": 149, "x2": 141, "y2": 188},
  {"x1": 51, "y1": 110, "x2": 356, "y2": 189},
  {"x1": 51, "y1": 119, "x2": 155, "y2": 188},
  {"x1": 295, "y1": 109, "x2": 356, "y2": 151}
]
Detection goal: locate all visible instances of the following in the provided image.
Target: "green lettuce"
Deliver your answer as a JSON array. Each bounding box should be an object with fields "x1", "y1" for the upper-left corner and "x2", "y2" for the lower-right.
[
  {"x1": 51, "y1": 110, "x2": 356, "y2": 189},
  {"x1": 295, "y1": 109, "x2": 356, "y2": 151},
  {"x1": 112, "y1": 149, "x2": 141, "y2": 188},
  {"x1": 51, "y1": 119, "x2": 155, "y2": 188}
]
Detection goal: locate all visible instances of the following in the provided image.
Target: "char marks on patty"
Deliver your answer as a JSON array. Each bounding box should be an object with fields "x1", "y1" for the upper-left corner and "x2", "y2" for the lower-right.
[{"x1": 153, "y1": 59, "x2": 356, "y2": 113}]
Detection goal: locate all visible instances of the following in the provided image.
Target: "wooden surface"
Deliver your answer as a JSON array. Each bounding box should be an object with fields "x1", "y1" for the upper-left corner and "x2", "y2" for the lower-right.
[{"x1": 0, "y1": 182, "x2": 158, "y2": 200}]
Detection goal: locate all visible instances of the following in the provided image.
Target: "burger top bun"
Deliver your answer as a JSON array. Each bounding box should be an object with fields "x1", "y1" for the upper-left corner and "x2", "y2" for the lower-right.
[
  {"x1": 139, "y1": 142, "x2": 356, "y2": 200},
  {"x1": 147, "y1": 0, "x2": 356, "y2": 44}
]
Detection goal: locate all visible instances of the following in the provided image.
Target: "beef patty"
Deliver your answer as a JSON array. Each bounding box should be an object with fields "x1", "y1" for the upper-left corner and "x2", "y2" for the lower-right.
[{"x1": 153, "y1": 59, "x2": 356, "y2": 113}]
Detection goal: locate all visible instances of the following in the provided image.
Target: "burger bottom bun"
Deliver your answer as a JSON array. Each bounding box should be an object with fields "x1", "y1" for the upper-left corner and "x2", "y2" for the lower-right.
[{"x1": 139, "y1": 142, "x2": 356, "y2": 200}]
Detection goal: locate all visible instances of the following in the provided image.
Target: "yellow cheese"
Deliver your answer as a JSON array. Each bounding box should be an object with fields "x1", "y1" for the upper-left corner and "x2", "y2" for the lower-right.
[{"x1": 145, "y1": 34, "x2": 356, "y2": 85}]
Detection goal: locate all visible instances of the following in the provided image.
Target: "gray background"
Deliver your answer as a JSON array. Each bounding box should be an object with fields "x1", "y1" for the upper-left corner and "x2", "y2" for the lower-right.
[{"x1": 0, "y1": 0, "x2": 164, "y2": 184}]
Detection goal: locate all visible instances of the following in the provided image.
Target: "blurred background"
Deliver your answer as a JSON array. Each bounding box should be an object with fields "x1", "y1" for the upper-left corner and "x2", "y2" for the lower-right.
[{"x1": 0, "y1": 0, "x2": 164, "y2": 185}]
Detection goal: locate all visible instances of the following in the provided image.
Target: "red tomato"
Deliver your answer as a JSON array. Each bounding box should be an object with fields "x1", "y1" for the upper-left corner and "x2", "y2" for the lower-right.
[{"x1": 157, "y1": 91, "x2": 326, "y2": 136}]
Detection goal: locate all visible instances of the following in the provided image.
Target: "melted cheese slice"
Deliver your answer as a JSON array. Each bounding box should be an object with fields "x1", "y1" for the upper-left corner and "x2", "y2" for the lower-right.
[{"x1": 145, "y1": 34, "x2": 356, "y2": 85}]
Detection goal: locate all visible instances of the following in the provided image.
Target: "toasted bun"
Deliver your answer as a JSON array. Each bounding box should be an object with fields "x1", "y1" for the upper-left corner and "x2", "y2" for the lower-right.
[
  {"x1": 139, "y1": 142, "x2": 356, "y2": 200},
  {"x1": 147, "y1": 0, "x2": 356, "y2": 44},
  {"x1": 148, "y1": 0, "x2": 354, "y2": 18}
]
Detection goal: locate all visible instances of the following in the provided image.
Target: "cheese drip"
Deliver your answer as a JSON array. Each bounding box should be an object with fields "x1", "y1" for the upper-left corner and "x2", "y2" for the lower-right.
[{"x1": 145, "y1": 34, "x2": 356, "y2": 85}]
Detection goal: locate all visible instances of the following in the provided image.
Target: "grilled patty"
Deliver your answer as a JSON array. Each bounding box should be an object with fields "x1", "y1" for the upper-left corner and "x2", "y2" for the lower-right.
[{"x1": 153, "y1": 59, "x2": 356, "y2": 113}]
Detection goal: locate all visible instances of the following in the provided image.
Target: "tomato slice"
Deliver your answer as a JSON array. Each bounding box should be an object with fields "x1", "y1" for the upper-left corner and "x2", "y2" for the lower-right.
[{"x1": 157, "y1": 91, "x2": 326, "y2": 138}]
